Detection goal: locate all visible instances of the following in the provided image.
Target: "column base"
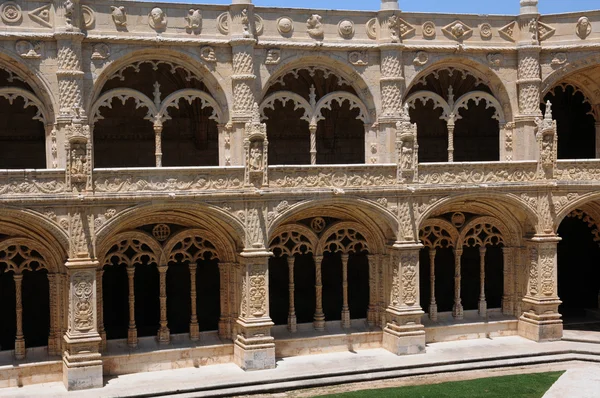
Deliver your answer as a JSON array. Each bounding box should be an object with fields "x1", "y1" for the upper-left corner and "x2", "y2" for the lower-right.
[
  {"x1": 127, "y1": 328, "x2": 138, "y2": 348},
  {"x1": 287, "y1": 314, "x2": 297, "y2": 333},
  {"x1": 341, "y1": 309, "x2": 351, "y2": 329},
  {"x1": 62, "y1": 334, "x2": 103, "y2": 391},
  {"x1": 452, "y1": 303, "x2": 464, "y2": 320},
  {"x1": 518, "y1": 312, "x2": 563, "y2": 342},
  {"x1": 190, "y1": 323, "x2": 200, "y2": 341},
  {"x1": 14, "y1": 337, "x2": 25, "y2": 360},
  {"x1": 157, "y1": 327, "x2": 170, "y2": 344},
  {"x1": 314, "y1": 313, "x2": 325, "y2": 331},
  {"x1": 429, "y1": 303, "x2": 438, "y2": 322},
  {"x1": 383, "y1": 307, "x2": 426, "y2": 356},
  {"x1": 233, "y1": 334, "x2": 276, "y2": 371},
  {"x1": 478, "y1": 300, "x2": 487, "y2": 317}
]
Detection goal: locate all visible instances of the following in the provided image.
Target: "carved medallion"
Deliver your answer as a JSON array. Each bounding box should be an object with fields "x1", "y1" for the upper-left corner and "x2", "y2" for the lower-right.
[
  {"x1": 422, "y1": 21, "x2": 436, "y2": 39},
  {"x1": 550, "y1": 53, "x2": 567, "y2": 66},
  {"x1": 91, "y1": 43, "x2": 110, "y2": 60},
  {"x1": 265, "y1": 49, "x2": 281, "y2": 65},
  {"x1": 338, "y1": 19, "x2": 354, "y2": 38},
  {"x1": 1, "y1": 1, "x2": 21, "y2": 24},
  {"x1": 200, "y1": 46, "x2": 216, "y2": 63},
  {"x1": 366, "y1": 17, "x2": 377, "y2": 40},
  {"x1": 442, "y1": 20, "x2": 473, "y2": 40},
  {"x1": 480, "y1": 23, "x2": 492, "y2": 39},
  {"x1": 349, "y1": 51, "x2": 368, "y2": 66},
  {"x1": 576, "y1": 16, "x2": 592, "y2": 39},
  {"x1": 217, "y1": 12, "x2": 229, "y2": 35},
  {"x1": 15, "y1": 40, "x2": 41, "y2": 59},
  {"x1": 148, "y1": 7, "x2": 167, "y2": 31},
  {"x1": 28, "y1": 4, "x2": 52, "y2": 28},
  {"x1": 152, "y1": 224, "x2": 171, "y2": 241},
  {"x1": 499, "y1": 21, "x2": 516, "y2": 42},
  {"x1": 277, "y1": 16, "x2": 293, "y2": 35},
  {"x1": 413, "y1": 51, "x2": 428, "y2": 66},
  {"x1": 81, "y1": 5, "x2": 94, "y2": 29},
  {"x1": 487, "y1": 53, "x2": 503, "y2": 67},
  {"x1": 311, "y1": 217, "x2": 326, "y2": 233}
]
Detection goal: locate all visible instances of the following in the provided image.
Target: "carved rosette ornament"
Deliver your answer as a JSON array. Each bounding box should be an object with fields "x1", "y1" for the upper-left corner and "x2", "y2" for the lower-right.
[
  {"x1": 244, "y1": 103, "x2": 268, "y2": 187},
  {"x1": 535, "y1": 101, "x2": 557, "y2": 179},
  {"x1": 396, "y1": 104, "x2": 418, "y2": 183}
]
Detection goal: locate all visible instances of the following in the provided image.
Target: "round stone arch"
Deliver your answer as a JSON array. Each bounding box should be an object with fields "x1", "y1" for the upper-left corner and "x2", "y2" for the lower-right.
[
  {"x1": 95, "y1": 202, "x2": 245, "y2": 260},
  {"x1": 404, "y1": 56, "x2": 514, "y2": 123},
  {"x1": 268, "y1": 223, "x2": 319, "y2": 257},
  {"x1": 457, "y1": 215, "x2": 513, "y2": 249},
  {"x1": 260, "y1": 53, "x2": 376, "y2": 116},
  {"x1": 417, "y1": 193, "x2": 538, "y2": 242},
  {"x1": 0, "y1": 52, "x2": 57, "y2": 122},
  {"x1": 88, "y1": 48, "x2": 230, "y2": 121},
  {"x1": 541, "y1": 53, "x2": 600, "y2": 104},
  {"x1": 268, "y1": 197, "x2": 397, "y2": 252},
  {"x1": 0, "y1": 208, "x2": 69, "y2": 272},
  {"x1": 554, "y1": 193, "x2": 600, "y2": 233}
]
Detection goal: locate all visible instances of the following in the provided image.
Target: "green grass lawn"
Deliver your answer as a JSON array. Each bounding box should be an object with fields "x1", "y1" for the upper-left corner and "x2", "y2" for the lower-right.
[{"x1": 322, "y1": 371, "x2": 565, "y2": 398}]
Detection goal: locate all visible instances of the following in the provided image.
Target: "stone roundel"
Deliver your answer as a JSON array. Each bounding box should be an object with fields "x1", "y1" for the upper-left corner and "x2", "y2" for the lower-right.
[
  {"x1": 338, "y1": 19, "x2": 354, "y2": 38},
  {"x1": 1, "y1": 1, "x2": 22, "y2": 24},
  {"x1": 480, "y1": 23, "x2": 492, "y2": 39},
  {"x1": 422, "y1": 21, "x2": 436, "y2": 39},
  {"x1": 277, "y1": 16, "x2": 293, "y2": 35}
]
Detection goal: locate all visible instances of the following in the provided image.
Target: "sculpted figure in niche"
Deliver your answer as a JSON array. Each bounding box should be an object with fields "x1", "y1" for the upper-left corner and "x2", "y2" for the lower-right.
[
  {"x1": 70, "y1": 144, "x2": 87, "y2": 178},
  {"x1": 241, "y1": 8, "x2": 251, "y2": 37},
  {"x1": 576, "y1": 16, "x2": 592, "y2": 39},
  {"x1": 249, "y1": 142, "x2": 263, "y2": 171},
  {"x1": 149, "y1": 7, "x2": 166, "y2": 30},
  {"x1": 64, "y1": 0, "x2": 74, "y2": 29},
  {"x1": 401, "y1": 141, "x2": 414, "y2": 170}
]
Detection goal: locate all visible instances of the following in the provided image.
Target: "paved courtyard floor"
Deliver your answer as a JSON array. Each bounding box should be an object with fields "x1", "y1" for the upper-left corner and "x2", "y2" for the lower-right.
[{"x1": 1, "y1": 336, "x2": 600, "y2": 397}]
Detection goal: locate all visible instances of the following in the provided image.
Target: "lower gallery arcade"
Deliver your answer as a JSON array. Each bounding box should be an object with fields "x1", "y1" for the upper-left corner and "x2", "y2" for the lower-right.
[{"x1": 1, "y1": 198, "x2": 600, "y2": 388}]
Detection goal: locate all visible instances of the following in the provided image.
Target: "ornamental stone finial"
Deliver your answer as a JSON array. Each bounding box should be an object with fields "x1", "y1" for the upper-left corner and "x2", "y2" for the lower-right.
[
  {"x1": 520, "y1": 0, "x2": 538, "y2": 15},
  {"x1": 381, "y1": 0, "x2": 399, "y2": 11}
]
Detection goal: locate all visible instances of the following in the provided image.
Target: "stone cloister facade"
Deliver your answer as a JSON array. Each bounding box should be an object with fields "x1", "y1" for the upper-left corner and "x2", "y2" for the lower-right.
[{"x1": 0, "y1": 0, "x2": 600, "y2": 391}]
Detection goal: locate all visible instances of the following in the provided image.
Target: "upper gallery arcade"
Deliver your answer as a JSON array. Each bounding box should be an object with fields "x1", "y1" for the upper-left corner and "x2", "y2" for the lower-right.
[{"x1": 0, "y1": 0, "x2": 599, "y2": 393}]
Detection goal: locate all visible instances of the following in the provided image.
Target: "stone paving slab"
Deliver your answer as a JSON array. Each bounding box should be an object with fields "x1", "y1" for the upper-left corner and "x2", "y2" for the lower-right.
[
  {"x1": 542, "y1": 364, "x2": 600, "y2": 398},
  {"x1": 2, "y1": 336, "x2": 600, "y2": 398}
]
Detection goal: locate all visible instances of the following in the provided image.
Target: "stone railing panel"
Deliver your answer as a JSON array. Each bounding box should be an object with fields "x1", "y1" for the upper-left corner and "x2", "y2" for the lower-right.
[
  {"x1": 268, "y1": 164, "x2": 396, "y2": 189},
  {"x1": 418, "y1": 161, "x2": 538, "y2": 184}
]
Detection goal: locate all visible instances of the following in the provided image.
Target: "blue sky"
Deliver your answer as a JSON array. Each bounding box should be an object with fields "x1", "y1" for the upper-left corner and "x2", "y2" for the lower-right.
[{"x1": 186, "y1": 1, "x2": 598, "y2": 14}]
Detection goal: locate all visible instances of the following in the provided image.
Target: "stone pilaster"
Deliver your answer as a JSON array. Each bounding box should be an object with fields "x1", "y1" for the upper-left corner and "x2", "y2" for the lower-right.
[
  {"x1": 383, "y1": 242, "x2": 426, "y2": 356},
  {"x1": 233, "y1": 251, "x2": 275, "y2": 371},
  {"x1": 514, "y1": 0, "x2": 542, "y2": 161},
  {"x1": 63, "y1": 208, "x2": 102, "y2": 390},
  {"x1": 518, "y1": 235, "x2": 563, "y2": 342}
]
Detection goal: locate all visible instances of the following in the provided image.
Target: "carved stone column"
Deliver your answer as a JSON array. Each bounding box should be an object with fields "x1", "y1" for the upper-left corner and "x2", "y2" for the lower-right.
[
  {"x1": 341, "y1": 253, "x2": 351, "y2": 328},
  {"x1": 309, "y1": 124, "x2": 317, "y2": 165},
  {"x1": 452, "y1": 248, "x2": 464, "y2": 319},
  {"x1": 14, "y1": 273, "x2": 25, "y2": 359},
  {"x1": 595, "y1": 120, "x2": 600, "y2": 159},
  {"x1": 63, "y1": 207, "x2": 102, "y2": 390},
  {"x1": 234, "y1": 251, "x2": 276, "y2": 371},
  {"x1": 367, "y1": 254, "x2": 379, "y2": 326},
  {"x1": 154, "y1": 123, "x2": 163, "y2": 167},
  {"x1": 189, "y1": 263, "x2": 200, "y2": 341},
  {"x1": 314, "y1": 254, "x2": 325, "y2": 330},
  {"x1": 157, "y1": 265, "x2": 170, "y2": 344},
  {"x1": 383, "y1": 243, "x2": 426, "y2": 356},
  {"x1": 514, "y1": 0, "x2": 542, "y2": 161},
  {"x1": 63, "y1": 261, "x2": 102, "y2": 390},
  {"x1": 126, "y1": 265, "x2": 137, "y2": 348},
  {"x1": 96, "y1": 269, "x2": 106, "y2": 351},
  {"x1": 518, "y1": 235, "x2": 563, "y2": 341},
  {"x1": 478, "y1": 247, "x2": 487, "y2": 316},
  {"x1": 48, "y1": 273, "x2": 61, "y2": 356},
  {"x1": 428, "y1": 249, "x2": 437, "y2": 321},
  {"x1": 447, "y1": 116, "x2": 456, "y2": 162},
  {"x1": 218, "y1": 262, "x2": 232, "y2": 339},
  {"x1": 287, "y1": 256, "x2": 297, "y2": 332},
  {"x1": 502, "y1": 247, "x2": 515, "y2": 315}
]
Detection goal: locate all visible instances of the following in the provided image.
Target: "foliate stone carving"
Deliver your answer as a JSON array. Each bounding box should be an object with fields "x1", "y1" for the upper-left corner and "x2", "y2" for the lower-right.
[
  {"x1": 91, "y1": 43, "x2": 109, "y2": 60},
  {"x1": 418, "y1": 162, "x2": 537, "y2": 184},
  {"x1": 388, "y1": 15, "x2": 414, "y2": 41},
  {"x1": 71, "y1": 271, "x2": 95, "y2": 333},
  {"x1": 576, "y1": 16, "x2": 592, "y2": 40},
  {"x1": 396, "y1": 104, "x2": 418, "y2": 183},
  {"x1": 81, "y1": 5, "x2": 94, "y2": 29},
  {"x1": 499, "y1": 21, "x2": 516, "y2": 42},
  {"x1": 422, "y1": 21, "x2": 436, "y2": 39},
  {"x1": 185, "y1": 9, "x2": 201, "y2": 33},
  {"x1": 200, "y1": 46, "x2": 216, "y2": 63},
  {"x1": 1, "y1": 1, "x2": 21, "y2": 24},
  {"x1": 245, "y1": 207, "x2": 264, "y2": 249},
  {"x1": 15, "y1": 41, "x2": 42, "y2": 59},
  {"x1": 366, "y1": 18, "x2": 377, "y2": 40},
  {"x1": 537, "y1": 21, "x2": 555, "y2": 42},
  {"x1": 110, "y1": 6, "x2": 127, "y2": 28},
  {"x1": 349, "y1": 51, "x2": 368, "y2": 66},
  {"x1": 487, "y1": 53, "x2": 503, "y2": 68},
  {"x1": 413, "y1": 52, "x2": 428, "y2": 67},
  {"x1": 148, "y1": 7, "x2": 167, "y2": 31},
  {"x1": 442, "y1": 20, "x2": 473, "y2": 41},
  {"x1": 265, "y1": 49, "x2": 281, "y2": 65},
  {"x1": 480, "y1": 23, "x2": 492, "y2": 39},
  {"x1": 552, "y1": 192, "x2": 580, "y2": 213},
  {"x1": 539, "y1": 247, "x2": 555, "y2": 296},
  {"x1": 217, "y1": 12, "x2": 229, "y2": 35},
  {"x1": 338, "y1": 20, "x2": 354, "y2": 39},
  {"x1": 528, "y1": 247, "x2": 538, "y2": 296},
  {"x1": 266, "y1": 200, "x2": 290, "y2": 224},
  {"x1": 248, "y1": 264, "x2": 267, "y2": 317},
  {"x1": 69, "y1": 211, "x2": 90, "y2": 258},
  {"x1": 306, "y1": 14, "x2": 323, "y2": 38},
  {"x1": 401, "y1": 252, "x2": 418, "y2": 306},
  {"x1": 93, "y1": 208, "x2": 117, "y2": 230},
  {"x1": 277, "y1": 16, "x2": 293, "y2": 35},
  {"x1": 270, "y1": 166, "x2": 396, "y2": 189}
]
